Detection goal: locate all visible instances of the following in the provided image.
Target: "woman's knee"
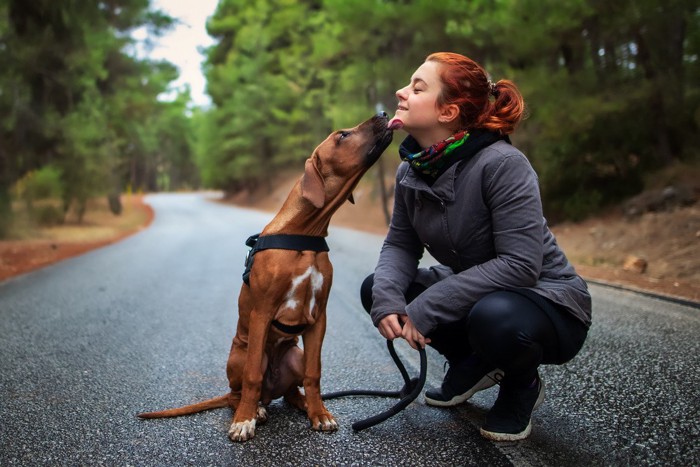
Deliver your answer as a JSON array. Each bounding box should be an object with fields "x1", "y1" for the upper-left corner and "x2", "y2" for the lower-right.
[
  {"x1": 360, "y1": 274, "x2": 374, "y2": 314},
  {"x1": 469, "y1": 291, "x2": 523, "y2": 334},
  {"x1": 468, "y1": 291, "x2": 557, "y2": 371}
]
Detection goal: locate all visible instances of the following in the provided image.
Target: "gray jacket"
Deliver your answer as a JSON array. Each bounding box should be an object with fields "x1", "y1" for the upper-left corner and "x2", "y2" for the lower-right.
[{"x1": 371, "y1": 140, "x2": 592, "y2": 336}]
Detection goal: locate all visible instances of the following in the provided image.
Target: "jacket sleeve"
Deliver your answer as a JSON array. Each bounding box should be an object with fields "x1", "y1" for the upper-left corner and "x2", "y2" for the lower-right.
[
  {"x1": 370, "y1": 165, "x2": 425, "y2": 327},
  {"x1": 406, "y1": 154, "x2": 544, "y2": 336}
]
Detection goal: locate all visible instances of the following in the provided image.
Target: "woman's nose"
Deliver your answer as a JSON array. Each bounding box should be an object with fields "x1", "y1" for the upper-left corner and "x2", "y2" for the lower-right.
[{"x1": 396, "y1": 85, "x2": 408, "y2": 100}]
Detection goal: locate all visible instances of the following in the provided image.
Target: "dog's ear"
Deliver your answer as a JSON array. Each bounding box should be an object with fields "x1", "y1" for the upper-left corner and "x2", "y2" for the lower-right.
[{"x1": 302, "y1": 157, "x2": 326, "y2": 209}]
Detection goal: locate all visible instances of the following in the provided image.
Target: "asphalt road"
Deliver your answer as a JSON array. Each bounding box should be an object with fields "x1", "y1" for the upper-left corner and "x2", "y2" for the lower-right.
[{"x1": 1, "y1": 192, "x2": 698, "y2": 466}]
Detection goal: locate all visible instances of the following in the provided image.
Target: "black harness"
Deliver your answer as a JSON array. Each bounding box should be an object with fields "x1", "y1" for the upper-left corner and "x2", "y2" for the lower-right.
[{"x1": 242, "y1": 233, "x2": 330, "y2": 335}]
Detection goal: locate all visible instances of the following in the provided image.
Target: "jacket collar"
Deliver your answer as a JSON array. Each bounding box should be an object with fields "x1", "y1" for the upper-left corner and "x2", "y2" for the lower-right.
[{"x1": 399, "y1": 160, "x2": 460, "y2": 201}]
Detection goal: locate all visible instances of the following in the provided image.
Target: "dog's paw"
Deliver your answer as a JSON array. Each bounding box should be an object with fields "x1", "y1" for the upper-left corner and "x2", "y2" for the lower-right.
[
  {"x1": 256, "y1": 405, "x2": 268, "y2": 424},
  {"x1": 228, "y1": 419, "x2": 256, "y2": 442},
  {"x1": 310, "y1": 413, "x2": 338, "y2": 432}
]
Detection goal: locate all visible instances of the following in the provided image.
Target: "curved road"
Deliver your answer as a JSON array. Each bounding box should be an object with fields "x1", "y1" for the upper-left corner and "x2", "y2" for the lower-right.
[{"x1": 1, "y1": 193, "x2": 697, "y2": 466}]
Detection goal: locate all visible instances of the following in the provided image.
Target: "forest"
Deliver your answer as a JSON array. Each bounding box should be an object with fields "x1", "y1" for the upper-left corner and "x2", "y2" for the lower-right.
[{"x1": 1, "y1": 0, "x2": 698, "y2": 237}]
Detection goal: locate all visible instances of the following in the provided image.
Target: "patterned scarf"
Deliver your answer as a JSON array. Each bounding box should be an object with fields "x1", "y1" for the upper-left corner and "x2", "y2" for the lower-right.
[{"x1": 400, "y1": 130, "x2": 470, "y2": 177}]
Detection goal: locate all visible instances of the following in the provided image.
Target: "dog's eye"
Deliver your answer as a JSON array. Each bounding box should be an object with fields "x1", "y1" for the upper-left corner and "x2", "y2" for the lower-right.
[{"x1": 337, "y1": 131, "x2": 351, "y2": 142}]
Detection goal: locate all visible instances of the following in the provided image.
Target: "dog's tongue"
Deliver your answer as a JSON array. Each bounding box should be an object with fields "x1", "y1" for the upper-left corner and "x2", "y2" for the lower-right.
[{"x1": 388, "y1": 118, "x2": 404, "y2": 131}]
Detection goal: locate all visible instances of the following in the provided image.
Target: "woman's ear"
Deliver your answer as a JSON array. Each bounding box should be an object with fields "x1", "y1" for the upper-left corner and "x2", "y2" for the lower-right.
[{"x1": 438, "y1": 104, "x2": 460, "y2": 124}]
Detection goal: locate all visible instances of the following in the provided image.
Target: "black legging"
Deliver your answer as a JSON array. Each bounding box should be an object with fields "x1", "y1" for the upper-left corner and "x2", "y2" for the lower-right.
[{"x1": 361, "y1": 274, "x2": 588, "y2": 387}]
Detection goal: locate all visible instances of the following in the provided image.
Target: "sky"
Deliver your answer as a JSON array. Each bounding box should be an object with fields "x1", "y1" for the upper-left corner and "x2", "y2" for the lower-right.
[{"x1": 133, "y1": 0, "x2": 220, "y2": 107}]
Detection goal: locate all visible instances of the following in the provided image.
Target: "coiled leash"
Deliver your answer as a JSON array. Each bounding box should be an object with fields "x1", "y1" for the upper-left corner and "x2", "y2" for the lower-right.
[{"x1": 322, "y1": 339, "x2": 427, "y2": 431}]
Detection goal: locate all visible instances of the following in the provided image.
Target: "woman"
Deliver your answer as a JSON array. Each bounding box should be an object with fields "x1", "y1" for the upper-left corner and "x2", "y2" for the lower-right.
[{"x1": 361, "y1": 52, "x2": 592, "y2": 441}]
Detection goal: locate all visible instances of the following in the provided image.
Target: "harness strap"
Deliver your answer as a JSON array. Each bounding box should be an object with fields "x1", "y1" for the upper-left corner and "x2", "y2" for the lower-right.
[
  {"x1": 242, "y1": 233, "x2": 329, "y2": 285},
  {"x1": 252, "y1": 234, "x2": 329, "y2": 253}
]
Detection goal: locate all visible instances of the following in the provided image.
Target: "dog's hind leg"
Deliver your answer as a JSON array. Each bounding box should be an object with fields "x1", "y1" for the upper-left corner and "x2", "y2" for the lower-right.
[
  {"x1": 275, "y1": 343, "x2": 307, "y2": 412},
  {"x1": 262, "y1": 342, "x2": 304, "y2": 402}
]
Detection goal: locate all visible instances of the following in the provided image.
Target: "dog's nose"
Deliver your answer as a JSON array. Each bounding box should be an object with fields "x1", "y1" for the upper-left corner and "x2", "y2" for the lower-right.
[{"x1": 377, "y1": 111, "x2": 388, "y2": 118}]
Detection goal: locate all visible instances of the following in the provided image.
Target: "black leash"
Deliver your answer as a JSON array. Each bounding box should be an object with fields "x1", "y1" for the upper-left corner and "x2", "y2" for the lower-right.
[{"x1": 322, "y1": 339, "x2": 427, "y2": 431}]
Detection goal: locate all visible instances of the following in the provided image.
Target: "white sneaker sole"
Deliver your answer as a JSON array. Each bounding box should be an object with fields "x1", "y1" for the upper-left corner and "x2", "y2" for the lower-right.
[
  {"x1": 424, "y1": 369, "x2": 504, "y2": 407},
  {"x1": 480, "y1": 421, "x2": 532, "y2": 441}
]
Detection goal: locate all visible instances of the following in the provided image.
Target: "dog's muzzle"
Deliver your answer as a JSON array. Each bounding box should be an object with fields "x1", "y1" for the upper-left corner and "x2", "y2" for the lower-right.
[{"x1": 366, "y1": 112, "x2": 393, "y2": 163}]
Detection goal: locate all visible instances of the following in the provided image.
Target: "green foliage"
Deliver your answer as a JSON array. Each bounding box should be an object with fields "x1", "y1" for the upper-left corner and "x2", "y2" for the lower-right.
[
  {"x1": 15, "y1": 165, "x2": 64, "y2": 204},
  {"x1": 13, "y1": 165, "x2": 65, "y2": 226},
  {"x1": 0, "y1": 0, "x2": 197, "y2": 234}
]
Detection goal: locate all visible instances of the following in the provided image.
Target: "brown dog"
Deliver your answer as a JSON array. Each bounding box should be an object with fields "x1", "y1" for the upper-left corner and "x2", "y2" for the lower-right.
[{"x1": 138, "y1": 113, "x2": 394, "y2": 441}]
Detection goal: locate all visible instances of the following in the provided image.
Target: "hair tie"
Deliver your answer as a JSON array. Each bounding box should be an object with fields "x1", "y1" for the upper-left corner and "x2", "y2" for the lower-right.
[{"x1": 487, "y1": 80, "x2": 498, "y2": 97}]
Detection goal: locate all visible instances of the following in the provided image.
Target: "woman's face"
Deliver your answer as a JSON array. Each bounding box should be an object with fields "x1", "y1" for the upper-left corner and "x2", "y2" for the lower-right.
[{"x1": 392, "y1": 60, "x2": 445, "y2": 134}]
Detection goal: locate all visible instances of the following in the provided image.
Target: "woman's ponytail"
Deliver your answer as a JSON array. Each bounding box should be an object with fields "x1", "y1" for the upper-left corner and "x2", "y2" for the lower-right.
[{"x1": 478, "y1": 79, "x2": 525, "y2": 135}]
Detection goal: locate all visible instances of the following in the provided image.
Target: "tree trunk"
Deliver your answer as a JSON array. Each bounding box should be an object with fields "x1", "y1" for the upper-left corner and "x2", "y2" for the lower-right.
[
  {"x1": 375, "y1": 160, "x2": 391, "y2": 226},
  {"x1": 634, "y1": 30, "x2": 676, "y2": 165},
  {"x1": 0, "y1": 184, "x2": 12, "y2": 238}
]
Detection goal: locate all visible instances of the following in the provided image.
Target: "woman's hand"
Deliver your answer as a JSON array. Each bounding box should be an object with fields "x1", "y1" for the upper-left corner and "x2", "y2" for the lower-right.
[
  {"x1": 377, "y1": 314, "x2": 407, "y2": 340},
  {"x1": 378, "y1": 314, "x2": 430, "y2": 350},
  {"x1": 402, "y1": 317, "x2": 431, "y2": 350}
]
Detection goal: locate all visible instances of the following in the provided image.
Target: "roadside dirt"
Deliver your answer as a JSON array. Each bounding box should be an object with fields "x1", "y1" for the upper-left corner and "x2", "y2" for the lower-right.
[
  {"x1": 0, "y1": 195, "x2": 154, "y2": 282},
  {"x1": 1, "y1": 182, "x2": 698, "y2": 306}
]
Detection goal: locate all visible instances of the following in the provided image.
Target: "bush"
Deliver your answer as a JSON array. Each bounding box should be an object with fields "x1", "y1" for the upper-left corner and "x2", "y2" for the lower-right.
[
  {"x1": 12, "y1": 165, "x2": 66, "y2": 227},
  {"x1": 34, "y1": 205, "x2": 64, "y2": 226},
  {"x1": 15, "y1": 165, "x2": 64, "y2": 206}
]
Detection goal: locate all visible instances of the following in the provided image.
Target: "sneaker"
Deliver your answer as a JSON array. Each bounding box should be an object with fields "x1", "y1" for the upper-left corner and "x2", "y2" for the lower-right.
[
  {"x1": 425, "y1": 359, "x2": 504, "y2": 407},
  {"x1": 479, "y1": 374, "x2": 545, "y2": 441}
]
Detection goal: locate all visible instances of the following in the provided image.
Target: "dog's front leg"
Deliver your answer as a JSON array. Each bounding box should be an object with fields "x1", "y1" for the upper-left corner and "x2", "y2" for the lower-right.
[
  {"x1": 228, "y1": 310, "x2": 270, "y2": 442},
  {"x1": 302, "y1": 311, "x2": 337, "y2": 432}
]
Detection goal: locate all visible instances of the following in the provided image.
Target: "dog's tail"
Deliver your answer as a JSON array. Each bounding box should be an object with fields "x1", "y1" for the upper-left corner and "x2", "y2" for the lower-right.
[{"x1": 138, "y1": 394, "x2": 232, "y2": 419}]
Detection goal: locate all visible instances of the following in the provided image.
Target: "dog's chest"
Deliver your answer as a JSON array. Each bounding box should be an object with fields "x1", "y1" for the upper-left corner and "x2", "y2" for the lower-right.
[{"x1": 275, "y1": 265, "x2": 326, "y2": 323}]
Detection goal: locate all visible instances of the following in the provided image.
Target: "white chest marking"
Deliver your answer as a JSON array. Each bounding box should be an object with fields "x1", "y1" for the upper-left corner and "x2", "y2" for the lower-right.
[{"x1": 282, "y1": 266, "x2": 324, "y2": 318}]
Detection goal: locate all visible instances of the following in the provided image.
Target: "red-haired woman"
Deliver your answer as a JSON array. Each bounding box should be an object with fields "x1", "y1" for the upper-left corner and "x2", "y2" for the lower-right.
[{"x1": 361, "y1": 52, "x2": 591, "y2": 441}]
